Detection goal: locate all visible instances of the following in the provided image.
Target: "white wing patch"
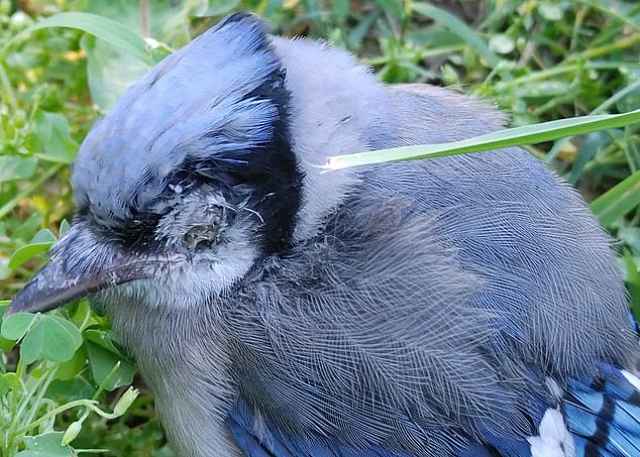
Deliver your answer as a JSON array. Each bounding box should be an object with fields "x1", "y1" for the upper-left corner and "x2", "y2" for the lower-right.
[
  {"x1": 528, "y1": 408, "x2": 576, "y2": 457},
  {"x1": 622, "y1": 369, "x2": 640, "y2": 391}
]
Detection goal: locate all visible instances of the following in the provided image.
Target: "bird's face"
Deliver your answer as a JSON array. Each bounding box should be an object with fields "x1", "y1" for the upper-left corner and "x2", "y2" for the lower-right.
[
  {"x1": 11, "y1": 187, "x2": 266, "y2": 314},
  {"x1": 9, "y1": 14, "x2": 302, "y2": 314}
]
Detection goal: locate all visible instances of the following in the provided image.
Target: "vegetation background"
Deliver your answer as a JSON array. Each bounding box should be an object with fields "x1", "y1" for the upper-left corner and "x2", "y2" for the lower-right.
[{"x1": 1, "y1": 0, "x2": 640, "y2": 455}]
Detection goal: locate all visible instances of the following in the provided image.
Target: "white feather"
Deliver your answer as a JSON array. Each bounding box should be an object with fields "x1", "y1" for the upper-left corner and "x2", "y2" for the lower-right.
[
  {"x1": 528, "y1": 408, "x2": 575, "y2": 457},
  {"x1": 622, "y1": 369, "x2": 640, "y2": 391}
]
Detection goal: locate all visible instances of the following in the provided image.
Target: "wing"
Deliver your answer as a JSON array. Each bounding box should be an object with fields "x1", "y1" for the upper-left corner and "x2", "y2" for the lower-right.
[
  {"x1": 225, "y1": 188, "x2": 550, "y2": 456},
  {"x1": 369, "y1": 84, "x2": 636, "y2": 377},
  {"x1": 223, "y1": 82, "x2": 639, "y2": 456},
  {"x1": 227, "y1": 399, "x2": 536, "y2": 457}
]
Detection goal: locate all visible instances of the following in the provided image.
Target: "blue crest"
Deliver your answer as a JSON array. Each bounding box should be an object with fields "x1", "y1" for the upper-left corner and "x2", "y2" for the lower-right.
[{"x1": 72, "y1": 13, "x2": 295, "y2": 243}]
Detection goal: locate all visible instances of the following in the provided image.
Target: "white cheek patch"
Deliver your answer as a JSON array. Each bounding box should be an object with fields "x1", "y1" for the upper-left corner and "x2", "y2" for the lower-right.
[
  {"x1": 527, "y1": 408, "x2": 576, "y2": 457},
  {"x1": 118, "y1": 223, "x2": 259, "y2": 311},
  {"x1": 163, "y1": 242, "x2": 258, "y2": 310}
]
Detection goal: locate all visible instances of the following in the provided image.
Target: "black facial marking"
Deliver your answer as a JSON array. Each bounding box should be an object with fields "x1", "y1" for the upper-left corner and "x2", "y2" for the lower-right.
[
  {"x1": 75, "y1": 14, "x2": 302, "y2": 257},
  {"x1": 170, "y1": 67, "x2": 302, "y2": 255},
  {"x1": 242, "y1": 69, "x2": 302, "y2": 254}
]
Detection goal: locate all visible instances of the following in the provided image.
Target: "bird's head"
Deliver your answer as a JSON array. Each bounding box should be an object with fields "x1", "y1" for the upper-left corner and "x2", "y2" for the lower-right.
[{"x1": 9, "y1": 13, "x2": 303, "y2": 314}]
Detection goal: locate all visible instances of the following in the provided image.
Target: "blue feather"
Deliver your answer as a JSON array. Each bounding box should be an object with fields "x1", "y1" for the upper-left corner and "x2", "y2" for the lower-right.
[
  {"x1": 562, "y1": 364, "x2": 640, "y2": 457},
  {"x1": 228, "y1": 365, "x2": 640, "y2": 457}
]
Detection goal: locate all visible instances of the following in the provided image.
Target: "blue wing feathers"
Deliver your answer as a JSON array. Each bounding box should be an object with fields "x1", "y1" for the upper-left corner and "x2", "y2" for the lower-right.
[
  {"x1": 229, "y1": 366, "x2": 640, "y2": 457},
  {"x1": 563, "y1": 365, "x2": 640, "y2": 457}
]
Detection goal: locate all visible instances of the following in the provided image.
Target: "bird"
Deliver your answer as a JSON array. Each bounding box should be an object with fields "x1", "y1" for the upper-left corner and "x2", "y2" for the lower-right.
[{"x1": 9, "y1": 11, "x2": 640, "y2": 457}]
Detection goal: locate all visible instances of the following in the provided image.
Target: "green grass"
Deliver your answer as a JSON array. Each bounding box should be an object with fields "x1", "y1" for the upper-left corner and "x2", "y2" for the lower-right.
[{"x1": 1, "y1": 0, "x2": 640, "y2": 455}]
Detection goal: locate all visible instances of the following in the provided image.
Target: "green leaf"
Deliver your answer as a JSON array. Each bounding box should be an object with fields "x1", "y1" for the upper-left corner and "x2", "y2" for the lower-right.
[
  {"x1": 0, "y1": 300, "x2": 8, "y2": 319},
  {"x1": 32, "y1": 111, "x2": 78, "y2": 164},
  {"x1": 374, "y1": 0, "x2": 404, "y2": 19},
  {"x1": 327, "y1": 109, "x2": 640, "y2": 169},
  {"x1": 1, "y1": 312, "x2": 37, "y2": 341},
  {"x1": 9, "y1": 241, "x2": 54, "y2": 270},
  {"x1": 18, "y1": 315, "x2": 83, "y2": 364},
  {"x1": 1, "y1": 302, "x2": 21, "y2": 350},
  {"x1": 193, "y1": 0, "x2": 241, "y2": 17},
  {"x1": 5, "y1": 12, "x2": 152, "y2": 64},
  {"x1": 86, "y1": 341, "x2": 136, "y2": 391},
  {"x1": 47, "y1": 377, "x2": 95, "y2": 403},
  {"x1": 14, "y1": 214, "x2": 44, "y2": 242},
  {"x1": 489, "y1": 34, "x2": 515, "y2": 54},
  {"x1": 59, "y1": 219, "x2": 71, "y2": 237},
  {"x1": 0, "y1": 156, "x2": 38, "y2": 183},
  {"x1": 81, "y1": 34, "x2": 150, "y2": 111},
  {"x1": 56, "y1": 346, "x2": 87, "y2": 381},
  {"x1": 70, "y1": 300, "x2": 99, "y2": 330},
  {"x1": 412, "y1": 2, "x2": 500, "y2": 67},
  {"x1": 0, "y1": 334, "x2": 13, "y2": 352},
  {"x1": 591, "y1": 170, "x2": 640, "y2": 227},
  {"x1": 32, "y1": 228, "x2": 57, "y2": 244},
  {"x1": 538, "y1": 2, "x2": 564, "y2": 21},
  {"x1": 0, "y1": 372, "x2": 22, "y2": 396},
  {"x1": 17, "y1": 432, "x2": 74, "y2": 457},
  {"x1": 84, "y1": 329, "x2": 126, "y2": 356}
]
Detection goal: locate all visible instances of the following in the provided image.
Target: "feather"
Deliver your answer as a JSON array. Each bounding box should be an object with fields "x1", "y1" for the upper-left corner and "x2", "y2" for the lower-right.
[{"x1": 562, "y1": 365, "x2": 640, "y2": 457}]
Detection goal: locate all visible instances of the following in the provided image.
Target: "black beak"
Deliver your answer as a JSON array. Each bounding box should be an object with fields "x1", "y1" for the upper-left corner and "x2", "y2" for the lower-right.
[{"x1": 8, "y1": 224, "x2": 152, "y2": 314}]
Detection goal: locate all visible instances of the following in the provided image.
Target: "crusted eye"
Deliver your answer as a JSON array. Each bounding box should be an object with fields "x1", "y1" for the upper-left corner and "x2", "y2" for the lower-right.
[{"x1": 183, "y1": 224, "x2": 219, "y2": 250}]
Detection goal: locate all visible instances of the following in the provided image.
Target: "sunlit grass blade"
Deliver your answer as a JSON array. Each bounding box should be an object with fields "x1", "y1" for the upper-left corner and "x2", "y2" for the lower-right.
[
  {"x1": 576, "y1": 0, "x2": 640, "y2": 30},
  {"x1": 326, "y1": 109, "x2": 640, "y2": 170},
  {"x1": 591, "y1": 170, "x2": 640, "y2": 227},
  {"x1": 2, "y1": 12, "x2": 152, "y2": 64},
  {"x1": 412, "y1": 2, "x2": 499, "y2": 67},
  {"x1": 623, "y1": 250, "x2": 640, "y2": 321}
]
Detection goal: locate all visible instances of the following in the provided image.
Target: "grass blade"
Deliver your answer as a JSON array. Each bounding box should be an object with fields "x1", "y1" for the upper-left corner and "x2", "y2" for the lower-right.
[
  {"x1": 575, "y1": 0, "x2": 640, "y2": 30},
  {"x1": 326, "y1": 109, "x2": 640, "y2": 170},
  {"x1": 412, "y1": 2, "x2": 499, "y2": 67},
  {"x1": 591, "y1": 170, "x2": 640, "y2": 227},
  {"x1": 3, "y1": 12, "x2": 151, "y2": 64}
]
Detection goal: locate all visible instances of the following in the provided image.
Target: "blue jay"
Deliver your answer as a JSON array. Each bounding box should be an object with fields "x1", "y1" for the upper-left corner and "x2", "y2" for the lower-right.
[{"x1": 9, "y1": 12, "x2": 640, "y2": 457}]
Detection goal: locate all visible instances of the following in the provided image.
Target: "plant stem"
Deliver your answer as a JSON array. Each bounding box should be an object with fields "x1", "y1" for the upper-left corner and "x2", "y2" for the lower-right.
[
  {"x1": 0, "y1": 61, "x2": 17, "y2": 112},
  {"x1": 0, "y1": 164, "x2": 64, "y2": 220},
  {"x1": 21, "y1": 366, "x2": 58, "y2": 430},
  {"x1": 495, "y1": 62, "x2": 638, "y2": 91},
  {"x1": 592, "y1": 79, "x2": 640, "y2": 115},
  {"x1": 140, "y1": 0, "x2": 150, "y2": 38},
  {"x1": 568, "y1": 33, "x2": 640, "y2": 62},
  {"x1": 15, "y1": 399, "x2": 99, "y2": 434}
]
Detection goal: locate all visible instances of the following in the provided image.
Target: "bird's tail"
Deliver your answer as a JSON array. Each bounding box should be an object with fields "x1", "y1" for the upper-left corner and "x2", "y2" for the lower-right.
[{"x1": 562, "y1": 363, "x2": 640, "y2": 456}]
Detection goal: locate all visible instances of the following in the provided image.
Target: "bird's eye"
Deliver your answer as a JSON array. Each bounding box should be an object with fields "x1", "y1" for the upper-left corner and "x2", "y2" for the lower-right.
[{"x1": 183, "y1": 224, "x2": 219, "y2": 250}]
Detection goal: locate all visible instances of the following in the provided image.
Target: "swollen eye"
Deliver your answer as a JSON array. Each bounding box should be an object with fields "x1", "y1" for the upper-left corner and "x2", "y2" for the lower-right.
[{"x1": 183, "y1": 224, "x2": 219, "y2": 250}]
